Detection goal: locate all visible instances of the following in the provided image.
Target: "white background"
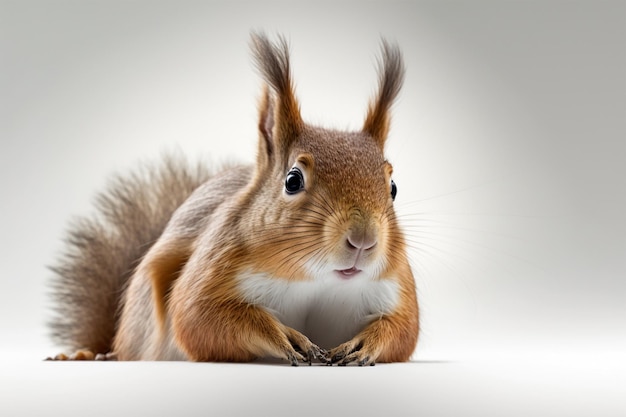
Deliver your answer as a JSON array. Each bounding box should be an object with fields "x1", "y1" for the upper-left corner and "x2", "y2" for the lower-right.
[{"x1": 1, "y1": 1, "x2": 624, "y2": 416}]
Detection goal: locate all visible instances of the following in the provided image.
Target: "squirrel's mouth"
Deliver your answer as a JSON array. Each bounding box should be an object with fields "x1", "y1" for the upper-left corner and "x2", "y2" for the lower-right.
[{"x1": 335, "y1": 267, "x2": 362, "y2": 279}]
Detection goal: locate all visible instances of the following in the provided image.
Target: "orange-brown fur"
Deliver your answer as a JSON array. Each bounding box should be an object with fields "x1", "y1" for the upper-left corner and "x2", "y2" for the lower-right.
[{"x1": 49, "y1": 32, "x2": 419, "y2": 365}]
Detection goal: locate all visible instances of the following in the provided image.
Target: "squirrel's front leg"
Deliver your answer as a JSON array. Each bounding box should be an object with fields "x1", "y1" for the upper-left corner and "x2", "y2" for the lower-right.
[
  {"x1": 329, "y1": 312, "x2": 418, "y2": 366},
  {"x1": 329, "y1": 282, "x2": 419, "y2": 366},
  {"x1": 171, "y1": 293, "x2": 326, "y2": 365}
]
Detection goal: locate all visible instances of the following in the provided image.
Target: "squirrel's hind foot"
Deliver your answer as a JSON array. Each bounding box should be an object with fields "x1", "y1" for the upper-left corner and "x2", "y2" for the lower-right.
[{"x1": 45, "y1": 350, "x2": 117, "y2": 361}]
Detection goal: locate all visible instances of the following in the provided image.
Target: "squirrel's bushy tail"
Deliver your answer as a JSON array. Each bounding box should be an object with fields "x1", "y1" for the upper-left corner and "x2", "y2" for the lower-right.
[{"x1": 48, "y1": 154, "x2": 211, "y2": 353}]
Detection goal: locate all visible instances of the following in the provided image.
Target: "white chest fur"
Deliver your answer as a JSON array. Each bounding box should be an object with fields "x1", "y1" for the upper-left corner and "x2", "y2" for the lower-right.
[{"x1": 236, "y1": 272, "x2": 400, "y2": 349}]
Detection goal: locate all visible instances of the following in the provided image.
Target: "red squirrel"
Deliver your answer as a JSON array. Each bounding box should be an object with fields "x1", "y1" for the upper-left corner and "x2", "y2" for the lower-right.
[{"x1": 48, "y1": 33, "x2": 419, "y2": 365}]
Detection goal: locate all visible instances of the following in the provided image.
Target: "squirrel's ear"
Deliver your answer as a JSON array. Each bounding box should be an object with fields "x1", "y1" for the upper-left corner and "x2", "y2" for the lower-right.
[
  {"x1": 251, "y1": 32, "x2": 303, "y2": 162},
  {"x1": 257, "y1": 84, "x2": 275, "y2": 167},
  {"x1": 362, "y1": 39, "x2": 405, "y2": 148}
]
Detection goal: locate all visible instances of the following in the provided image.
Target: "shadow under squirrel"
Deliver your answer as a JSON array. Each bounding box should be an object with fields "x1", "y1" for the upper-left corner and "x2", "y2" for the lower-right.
[{"x1": 48, "y1": 33, "x2": 419, "y2": 365}]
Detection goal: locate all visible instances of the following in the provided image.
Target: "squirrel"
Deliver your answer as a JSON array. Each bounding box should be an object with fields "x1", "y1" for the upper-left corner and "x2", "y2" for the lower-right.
[{"x1": 48, "y1": 33, "x2": 419, "y2": 366}]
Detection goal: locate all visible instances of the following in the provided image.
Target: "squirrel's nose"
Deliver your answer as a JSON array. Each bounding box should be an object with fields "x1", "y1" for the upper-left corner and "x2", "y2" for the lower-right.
[{"x1": 346, "y1": 229, "x2": 377, "y2": 251}]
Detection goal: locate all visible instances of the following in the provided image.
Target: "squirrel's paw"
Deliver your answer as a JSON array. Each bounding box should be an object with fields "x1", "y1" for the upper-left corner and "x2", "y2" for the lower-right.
[
  {"x1": 328, "y1": 337, "x2": 380, "y2": 366},
  {"x1": 45, "y1": 350, "x2": 118, "y2": 361},
  {"x1": 94, "y1": 352, "x2": 118, "y2": 361},
  {"x1": 282, "y1": 327, "x2": 328, "y2": 366}
]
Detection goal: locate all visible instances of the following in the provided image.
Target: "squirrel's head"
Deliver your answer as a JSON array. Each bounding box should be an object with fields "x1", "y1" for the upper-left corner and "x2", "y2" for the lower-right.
[{"x1": 248, "y1": 33, "x2": 406, "y2": 282}]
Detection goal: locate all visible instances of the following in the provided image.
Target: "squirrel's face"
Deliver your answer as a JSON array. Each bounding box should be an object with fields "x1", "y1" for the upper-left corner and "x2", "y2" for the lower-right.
[
  {"x1": 293, "y1": 128, "x2": 397, "y2": 281},
  {"x1": 252, "y1": 127, "x2": 402, "y2": 282}
]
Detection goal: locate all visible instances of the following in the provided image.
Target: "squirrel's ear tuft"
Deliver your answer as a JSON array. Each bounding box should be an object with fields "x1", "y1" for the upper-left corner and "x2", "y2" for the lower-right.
[
  {"x1": 363, "y1": 39, "x2": 405, "y2": 148},
  {"x1": 251, "y1": 32, "x2": 303, "y2": 162}
]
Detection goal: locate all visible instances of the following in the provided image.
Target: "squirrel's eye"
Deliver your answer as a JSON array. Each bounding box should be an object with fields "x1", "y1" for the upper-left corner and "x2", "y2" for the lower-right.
[
  {"x1": 285, "y1": 168, "x2": 304, "y2": 194},
  {"x1": 390, "y1": 179, "x2": 397, "y2": 201}
]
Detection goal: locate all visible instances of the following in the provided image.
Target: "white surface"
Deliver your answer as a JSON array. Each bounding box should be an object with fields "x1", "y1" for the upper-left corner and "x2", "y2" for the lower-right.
[
  {"x1": 1, "y1": 1, "x2": 625, "y2": 416},
  {"x1": 2, "y1": 351, "x2": 625, "y2": 417}
]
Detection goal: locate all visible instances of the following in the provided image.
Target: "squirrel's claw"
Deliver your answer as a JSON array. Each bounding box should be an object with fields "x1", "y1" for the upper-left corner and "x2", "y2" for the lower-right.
[
  {"x1": 285, "y1": 327, "x2": 329, "y2": 365},
  {"x1": 328, "y1": 338, "x2": 379, "y2": 366},
  {"x1": 309, "y1": 346, "x2": 330, "y2": 365},
  {"x1": 286, "y1": 351, "x2": 302, "y2": 366}
]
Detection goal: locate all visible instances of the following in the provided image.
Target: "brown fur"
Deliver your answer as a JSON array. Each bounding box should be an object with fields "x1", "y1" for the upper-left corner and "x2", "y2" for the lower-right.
[
  {"x1": 48, "y1": 154, "x2": 212, "y2": 353},
  {"x1": 49, "y1": 32, "x2": 418, "y2": 365}
]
